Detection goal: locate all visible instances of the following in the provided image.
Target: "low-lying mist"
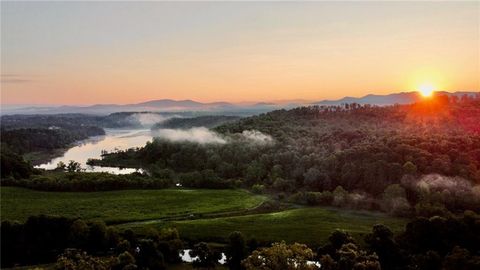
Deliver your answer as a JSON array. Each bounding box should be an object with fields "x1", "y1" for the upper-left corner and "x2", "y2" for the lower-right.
[
  {"x1": 153, "y1": 127, "x2": 227, "y2": 144},
  {"x1": 405, "y1": 174, "x2": 478, "y2": 194},
  {"x1": 241, "y1": 130, "x2": 273, "y2": 144},
  {"x1": 128, "y1": 113, "x2": 180, "y2": 128},
  {"x1": 152, "y1": 127, "x2": 273, "y2": 145}
]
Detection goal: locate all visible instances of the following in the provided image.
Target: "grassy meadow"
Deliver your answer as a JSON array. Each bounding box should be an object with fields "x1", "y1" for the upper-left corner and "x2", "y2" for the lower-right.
[
  {"x1": 0, "y1": 187, "x2": 266, "y2": 223},
  {"x1": 122, "y1": 207, "x2": 407, "y2": 246},
  {"x1": 2, "y1": 186, "x2": 407, "y2": 247}
]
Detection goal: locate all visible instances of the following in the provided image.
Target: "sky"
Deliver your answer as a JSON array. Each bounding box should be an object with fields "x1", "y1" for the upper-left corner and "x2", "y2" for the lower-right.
[{"x1": 1, "y1": 1, "x2": 479, "y2": 105}]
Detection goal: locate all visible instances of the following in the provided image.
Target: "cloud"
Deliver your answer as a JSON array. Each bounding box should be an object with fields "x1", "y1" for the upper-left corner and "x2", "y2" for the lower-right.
[
  {"x1": 152, "y1": 127, "x2": 273, "y2": 145},
  {"x1": 241, "y1": 130, "x2": 273, "y2": 144},
  {"x1": 416, "y1": 174, "x2": 473, "y2": 193},
  {"x1": 153, "y1": 127, "x2": 227, "y2": 144},
  {"x1": 128, "y1": 113, "x2": 179, "y2": 127},
  {"x1": 0, "y1": 74, "x2": 34, "y2": 84}
]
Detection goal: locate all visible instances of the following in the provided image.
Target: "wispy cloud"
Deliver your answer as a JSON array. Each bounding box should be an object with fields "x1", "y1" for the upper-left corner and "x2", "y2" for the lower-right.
[{"x1": 1, "y1": 74, "x2": 35, "y2": 84}]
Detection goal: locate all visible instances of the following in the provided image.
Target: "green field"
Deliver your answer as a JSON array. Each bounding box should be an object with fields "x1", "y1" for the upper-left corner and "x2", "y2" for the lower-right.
[
  {"x1": 122, "y1": 207, "x2": 407, "y2": 246},
  {"x1": 0, "y1": 187, "x2": 267, "y2": 223},
  {"x1": 2, "y1": 186, "x2": 408, "y2": 247}
]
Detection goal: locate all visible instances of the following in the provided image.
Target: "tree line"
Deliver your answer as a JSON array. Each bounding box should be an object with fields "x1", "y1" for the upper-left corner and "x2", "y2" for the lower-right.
[{"x1": 2, "y1": 210, "x2": 479, "y2": 269}]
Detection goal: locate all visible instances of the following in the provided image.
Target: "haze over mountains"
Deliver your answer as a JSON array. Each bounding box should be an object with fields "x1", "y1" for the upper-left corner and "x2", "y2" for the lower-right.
[
  {"x1": 314, "y1": 91, "x2": 477, "y2": 106},
  {"x1": 1, "y1": 91, "x2": 477, "y2": 115}
]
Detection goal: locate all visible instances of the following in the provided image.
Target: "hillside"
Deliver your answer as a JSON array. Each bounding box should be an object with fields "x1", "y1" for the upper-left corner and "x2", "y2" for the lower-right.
[
  {"x1": 152, "y1": 115, "x2": 241, "y2": 129},
  {"x1": 86, "y1": 94, "x2": 480, "y2": 217}
]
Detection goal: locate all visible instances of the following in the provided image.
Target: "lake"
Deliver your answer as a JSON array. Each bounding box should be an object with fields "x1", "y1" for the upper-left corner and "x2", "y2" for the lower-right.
[{"x1": 36, "y1": 129, "x2": 153, "y2": 174}]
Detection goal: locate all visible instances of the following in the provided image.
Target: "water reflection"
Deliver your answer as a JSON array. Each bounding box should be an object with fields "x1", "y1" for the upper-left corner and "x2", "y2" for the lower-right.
[
  {"x1": 36, "y1": 129, "x2": 153, "y2": 175},
  {"x1": 180, "y1": 249, "x2": 226, "y2": 264},
  {"x1": 179, "y1": 249, "x2": 320, "y2": 268}
]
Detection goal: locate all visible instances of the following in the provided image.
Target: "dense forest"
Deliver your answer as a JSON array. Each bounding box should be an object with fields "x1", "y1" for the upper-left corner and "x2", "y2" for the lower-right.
[
  {"x1": 89, "y1": 94, "x2": 480, "y2": 216},
  {"x1": 0, "y1": 112, "x2": 183, "y2": 130},
  {"x1": 0, "y1": 124, "x2": 105, "y2": 179},
  {"x1": 1, "y1": 127, "x2": 105, "y2": 154}
]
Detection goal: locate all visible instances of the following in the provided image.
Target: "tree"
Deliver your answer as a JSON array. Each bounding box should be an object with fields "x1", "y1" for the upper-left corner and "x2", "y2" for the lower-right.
[
  {"x1": 135, "y1": 239, "x2": 165, "y2": 270},
  {"x1": 411, "y1": 250, "x2": 442, "y2": 270},
  {"x1": 87, "y1": 221, "x2": 107, "y2": 253},
  {"x1": 332, "y1": 186, "x2": 350, "y2": 207},
  {"x1": 382, "y1": 184, "x2": 410, "y2": 216},
  {"x1": 242, "y1": 241, "x2": 319, "y2": 270},
  {"x1": 317, "y1": 230, "x2": 355, "y2": 262},
  {"x1": 55, "y1": 249, "x2": 111, "y2": 270},
  {"x1": 272, "y1": 177, "x2": 295, "y2": 192},
  {"x1": 245, "y1": 161, "x2": 267, "y2": 184},
  {"x1": 304, "y1": 168, "x2": 321, "y2": 189},
  {"x1": 336, "y1": 243, "x2": 380, "y2": 270},
  {"x1": 403, "y1": 161, "x2": 417, "y2": 175},
  {"x1": 56, "y1": 161, "x2": 67, "y2": 171},
  {"x1": 226, "y1": 231, "x2": 247, "y2": 270},
  {"x1": 304, "y1": 168, "x2": 331, "y2": 191},
  {"x1": 251, "y1": 184, "x2": 265, "y2": 194},
  {"x1": 66, "y1": 160, "x2": 82, "y2": 173},
  {"x1": 0, "y1": 145, "x2": 33, "y2": 179},
  {"x1": 116, "y1": 251, "x2": 136, "y2": 269},
  {"x1": 319, "y1": 254, "x2": 337, "y2": 270},
  {"x1": 68, "y1": 219, "x2": 89, "y2": 249},
  {"x1": 328, "y1": 230, "x2": 355, "y2": 250},
  {"x1": 364, "y1": 224, "x2": 403, "y2": 269},
  {"x1": 190, "y1": 242, "x2": 221, "y2": 269},
  {"x1": 443, "y1": 246, "x2": 480, "y2": 270}
]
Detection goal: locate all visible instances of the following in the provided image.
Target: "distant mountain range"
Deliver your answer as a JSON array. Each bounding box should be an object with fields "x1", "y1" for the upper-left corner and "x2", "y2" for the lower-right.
[
  {"x1": 314, "y1": 91, "x2": 477, "y2": 106},
  {"x1": 1, "y1": 91, "x2": 477, "y2": 115},
  {"x1": 0, "y1": 99, "x2": 304, "y2": 115}
]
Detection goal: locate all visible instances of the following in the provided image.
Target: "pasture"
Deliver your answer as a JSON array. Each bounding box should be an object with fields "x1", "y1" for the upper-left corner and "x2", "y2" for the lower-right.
[
  {"x1": 122, "y1": 207, "x2": 407, "y2": 246},
  {"x1": 1, "y1": 187, "x2": 266, "y2": 223}
]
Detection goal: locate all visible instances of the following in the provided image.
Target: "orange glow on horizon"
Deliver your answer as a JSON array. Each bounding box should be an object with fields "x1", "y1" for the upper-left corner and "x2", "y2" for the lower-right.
[
  {"x1": 1, "y1": 2, "x2": 478, "y2": 105},
  {"x1": 418, "y1": 84, "x2": 435, "y2": 97}
]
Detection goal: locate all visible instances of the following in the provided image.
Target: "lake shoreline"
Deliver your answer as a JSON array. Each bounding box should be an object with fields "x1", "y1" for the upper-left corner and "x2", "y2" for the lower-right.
[{"x1": 33, "y1": 129, "x2": 152, "y2": 174}]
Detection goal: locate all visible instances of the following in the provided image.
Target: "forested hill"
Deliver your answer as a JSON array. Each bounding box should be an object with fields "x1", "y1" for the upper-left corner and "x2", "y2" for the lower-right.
[
  {"x1": 216, "y1": 93, "x2": 480, "y2": 140},
  {"x1": 211, "y1": 94, "x2": 480, "y2": 190},
  {"x1": 91, "y1": 94, "x2": 480, "y2": 215}
]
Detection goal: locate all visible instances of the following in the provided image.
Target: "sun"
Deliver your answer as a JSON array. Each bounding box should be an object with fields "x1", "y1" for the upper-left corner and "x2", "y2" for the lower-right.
[{"x1": 418, "y1": 84, "x2": 435, "y2": 97}]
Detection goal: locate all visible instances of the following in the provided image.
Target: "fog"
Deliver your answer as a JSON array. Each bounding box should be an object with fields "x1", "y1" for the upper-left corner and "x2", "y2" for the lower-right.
[
  {"x1": 153, "y1": 127, "x2": 227, "y2": 144},
  {"x1": 415, "y1": 174, "x2": 474, "y2": 193},
  {"x1": 153, "y1": 127, "x2": 273, "y2": 145},
  {"x1": 241, "y1": 130, "x2": 273, "y2": 144},
  {"x1": 128, "y1": 113, "x2": 179, "y2": 127}
]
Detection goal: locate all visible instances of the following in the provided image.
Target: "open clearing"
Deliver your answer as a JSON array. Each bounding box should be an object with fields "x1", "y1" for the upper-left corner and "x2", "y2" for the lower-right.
[
  {"x1": 2, "y1": 187, "x2": 407, "y2": 247},
  {"x1": 122, "y1": 207, "x2": 407, "y2": 246},
  {"x1": 1, "y1": 187, "x2": 267, "y2": 223}
]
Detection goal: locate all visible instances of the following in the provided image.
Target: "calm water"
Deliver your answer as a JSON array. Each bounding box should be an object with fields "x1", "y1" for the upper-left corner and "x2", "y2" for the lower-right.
[
  {"x1": 179, "y1": 249, "x2": 320, "y2": 267},
  {"x1": 36, "y1": 129, "x2": 152, "y2": 174},
  {"x1": 181, "y1": 249, "x2": 226, "y2": 264}
]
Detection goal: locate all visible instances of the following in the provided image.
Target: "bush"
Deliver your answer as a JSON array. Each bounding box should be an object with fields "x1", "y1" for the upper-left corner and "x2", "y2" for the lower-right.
[{"x1": 252, "y1": 184, "x2": 265, "y2": 194}]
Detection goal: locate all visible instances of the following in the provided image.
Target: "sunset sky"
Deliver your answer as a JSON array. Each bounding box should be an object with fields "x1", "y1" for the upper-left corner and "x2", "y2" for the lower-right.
[{"x1": 1, "y1": 1, "x2": 479, "y2": 105}]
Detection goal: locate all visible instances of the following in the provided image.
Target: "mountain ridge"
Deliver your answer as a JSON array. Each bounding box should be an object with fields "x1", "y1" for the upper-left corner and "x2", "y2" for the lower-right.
[
  {"x1": 314, "y1": 91, "x2": 478, "y2": 105},
  {"x1": 1, "y1": 91, "x2": 478, "y2": 115}
]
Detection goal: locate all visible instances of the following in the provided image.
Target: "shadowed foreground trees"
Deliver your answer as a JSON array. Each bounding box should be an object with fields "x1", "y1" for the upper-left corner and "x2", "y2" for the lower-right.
[
  {"x1": 226, "y1": 231, "x2": 248, "y2": 270},
  {"x1": 1, "y1": 211, "x2": 479, "y2": 269},
  {"x1": 190, "y1": 242, "x2": 221, "y2": 269},
  {"x1": 0, "y1": 215, "x2": 182, "y2": 269},
  {"x1": 242, "y1": 241, "x2": 318, "y2": 270}
]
